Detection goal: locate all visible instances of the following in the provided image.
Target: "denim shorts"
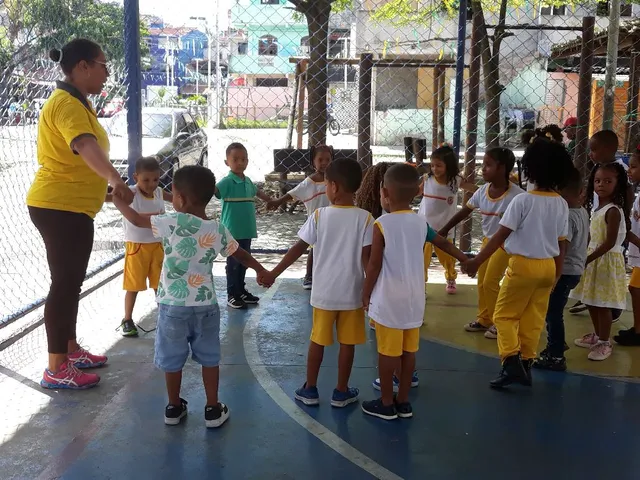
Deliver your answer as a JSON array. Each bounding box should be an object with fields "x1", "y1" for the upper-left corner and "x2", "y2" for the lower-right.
[{"x1": 154, "y1": 303, "x2": 221, "y2": 372}]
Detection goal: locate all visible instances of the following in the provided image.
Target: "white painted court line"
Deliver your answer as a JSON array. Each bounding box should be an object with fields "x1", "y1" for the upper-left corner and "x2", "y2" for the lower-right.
[{"x1": 242, "y1": 280, "x2": 404, "y2": 480}]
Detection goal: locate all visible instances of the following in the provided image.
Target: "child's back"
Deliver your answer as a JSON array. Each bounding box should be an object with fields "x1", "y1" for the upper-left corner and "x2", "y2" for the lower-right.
[
  {"x1": 300, "y1": 206, "x2": 373, "y2": 310},
  {"x1": 368, "y1": 211, "x2": 427, "y2": 329}
]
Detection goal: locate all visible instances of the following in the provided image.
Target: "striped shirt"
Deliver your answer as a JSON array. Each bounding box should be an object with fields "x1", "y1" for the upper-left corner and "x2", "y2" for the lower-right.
[
  {"x1": 215, "y1": 171, "x2": 258, "y2": 239},
  {"x1": 466, "y1": 182, "x2": 524, "y2": 239},
  {"x1": 288, "y1": 176, "x2": 329, "y2": 216}
]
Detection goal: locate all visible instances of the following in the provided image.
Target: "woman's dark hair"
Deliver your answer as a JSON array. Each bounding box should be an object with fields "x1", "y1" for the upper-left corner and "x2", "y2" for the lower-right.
[
  {"x1": 521, "y1": 138, "x2": 573, "y2": 191},
  {"x1": 533, "y1": 124, "x2": 564, "y2": 143},
  {"x1": 430, "y1": 145, "x2": 459, "y2": 193},
  {"x1": 486, "y1": 147, "x2": 516, "y2": 184},
  {"x1": 355, "y1": 162, "x2": 394, "y2": 218},
  {"x1": 586, "y1": 162, "x2": 631, "y2": 231},
  {"x1": 50, "y1": 39, "x2": 102, "y2": 76}
]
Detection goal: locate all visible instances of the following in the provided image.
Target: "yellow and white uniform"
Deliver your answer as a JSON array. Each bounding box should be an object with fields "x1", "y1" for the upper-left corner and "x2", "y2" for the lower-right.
[
  {"x1": 298, "y1": 206, "x2": 374, "y2": 346},
  {"x1": 288, "y1": 177, "x2": 329, "y2": 216},
  {"x1": 570, "y1": 203, "x2": 627, "y2": 309},
  {"x1": 629, "y1": 195, "x2": 640, "y2": 289},
  {"x1": 493, "y1": 191, "x2": 568, "y2": 361},
  {"x1": 368, "y1": 211, "x2": 435, "y2": 356},
  {"x1": 123, "y1": 186, "x2": 165, "y2": 292},
  {"x1": 418, "y1": 175, "x2": 460, "y2": 282},
  {"x1": 467, "y1": 183, "x2": 524, "y2": 327}
]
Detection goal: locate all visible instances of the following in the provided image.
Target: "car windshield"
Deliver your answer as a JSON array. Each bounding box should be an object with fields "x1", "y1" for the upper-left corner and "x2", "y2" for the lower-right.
[{"x1": 108, "y1": 113, "x2": 173, "y2": 138}]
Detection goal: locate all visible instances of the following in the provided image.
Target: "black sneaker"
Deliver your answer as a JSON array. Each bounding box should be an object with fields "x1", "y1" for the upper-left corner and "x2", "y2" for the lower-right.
[
  {"x1": 617, "y1": 327, "x2": 636, "y2": 337},
  {"x1": 361, "y1": 398, "x2": 398, "y2": 420},
  {"x1": 394, "y1": 400, "x2": 413, "y2": 418},
  {"x1": 569, "y1": 301, "x2": 588, "y2": 314},
  {"x1": 302, "y1": 275, "x2": 312, "y2": 290},
  {"x1": 119, "y1": 319, "x2": 139, "y2": 337},
  {"x1": 165, "y1": 398, "x2": 188, "y2": 425},
  {"x1": 241, "y1": 291, "x2": 260, "y2": 304},
  {"x1": 614, "y1": 332, "x2": 640, "y2": 346},
  {"x1": 227, "y1": 296, "x2": 247, "y2": 309},
  {"x1": 205, "y1": 402, "x2": 230, "y2": 428},
  {"x1": 532, "y1": 355, "x2": 567, "y2": 372}
]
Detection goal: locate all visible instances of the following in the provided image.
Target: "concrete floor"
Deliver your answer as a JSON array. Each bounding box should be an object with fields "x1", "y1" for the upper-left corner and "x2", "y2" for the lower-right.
[{"x1": 3, "y1": 271, "x2": 640, "y2": 480}]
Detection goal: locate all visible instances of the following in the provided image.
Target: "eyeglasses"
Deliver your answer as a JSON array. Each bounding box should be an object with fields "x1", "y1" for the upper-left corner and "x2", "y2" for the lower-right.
[{"x1": 92, "y1": 60, "x2": 109, "y2": 75}]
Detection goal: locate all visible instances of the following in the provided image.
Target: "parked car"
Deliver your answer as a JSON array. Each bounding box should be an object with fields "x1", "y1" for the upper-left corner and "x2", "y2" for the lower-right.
[{"x1": 106, "y1": 107, "x2": 208, "y2": 189}]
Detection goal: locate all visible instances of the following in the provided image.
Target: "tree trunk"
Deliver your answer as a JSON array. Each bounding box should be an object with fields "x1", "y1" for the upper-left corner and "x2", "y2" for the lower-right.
[{"x1": 304, "y1": 1, "x2": 331, "y2": 147}]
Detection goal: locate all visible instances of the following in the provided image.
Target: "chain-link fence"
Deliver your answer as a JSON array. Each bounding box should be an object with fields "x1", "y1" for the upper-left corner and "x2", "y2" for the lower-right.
[{"x1": 2, "y1": 0, "x2": 639, "y2": 341}]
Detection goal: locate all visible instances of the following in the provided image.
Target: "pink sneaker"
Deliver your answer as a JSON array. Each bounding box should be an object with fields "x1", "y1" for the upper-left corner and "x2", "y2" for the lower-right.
[
  {"x1": 484, "y1": 325, "x2": 498, "y2": 339},
  {"x1": 41, "y1": 360, "x2": 100, "y2": 390},
  {"x1": 588, "y1": 341, "x2": 613, "y2": 361},
  {"x1": 68, "y1": 347, "x2": 108, "y2": 369},
  {"x1": 446, "y1": 280, "x2": 457, "y2": 294},
  {"x1": 574, "y1": 333, "x2": 599, "y2": 349}
]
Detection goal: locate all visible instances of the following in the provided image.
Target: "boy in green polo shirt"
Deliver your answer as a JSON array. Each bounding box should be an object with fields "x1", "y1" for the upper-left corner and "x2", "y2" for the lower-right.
[{"x1": 216, "y1": 142, "x2": 274, "y2": 309}]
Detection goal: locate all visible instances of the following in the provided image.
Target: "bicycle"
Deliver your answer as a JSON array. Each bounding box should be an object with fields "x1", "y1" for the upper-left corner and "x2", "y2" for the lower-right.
[{"x1": 302, "y1": 104, "x2": 340, "y2": 136}]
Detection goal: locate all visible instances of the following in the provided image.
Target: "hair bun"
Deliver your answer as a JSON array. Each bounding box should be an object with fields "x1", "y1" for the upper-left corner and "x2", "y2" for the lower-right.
[{"x1": 49, "y1": 48, "x2": 62, "y2": 63}]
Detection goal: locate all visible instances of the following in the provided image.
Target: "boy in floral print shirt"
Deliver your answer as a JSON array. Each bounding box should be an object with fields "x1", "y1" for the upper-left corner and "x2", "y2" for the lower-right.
[{"x1": 113, "y1": 165, "x2": 270, "y2": 429}]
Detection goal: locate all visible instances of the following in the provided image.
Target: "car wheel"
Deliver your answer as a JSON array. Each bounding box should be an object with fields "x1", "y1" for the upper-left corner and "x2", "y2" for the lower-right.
[
  {"x1": 198, "y1": 150, "x2": 208, "y2": 168},
  {"x1": 160, "y1": 158, "x2": 178, "y2": 192}
]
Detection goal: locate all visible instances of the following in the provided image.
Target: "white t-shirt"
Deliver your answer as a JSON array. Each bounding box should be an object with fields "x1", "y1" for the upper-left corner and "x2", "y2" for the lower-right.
[
  {"x1": 629, "y1": 195, "x2": 640, "y2": 268},
  {"x1": 500, "y1": 191, "x2": 569, "y2": 259},
  {"x1": 368, "y1": 211, "x2": 435, "y2": 329},
  {"x1": 467, "y1": 183, "x2": 524, "y2": 239},
  {"x1": 124, "y1": 186, "x2": 166, "y2": 243},
  {"x1": 418, "y1": 175, "x2": 461, "y2": 238},
  {"x1": 151, "y1": 213, "x2": 238, "y2": 306},
  {"x1": 298, "y1": 206, "x2": 374, "y2": 310},
  {"x1": 592, "y1": 159, "x2": 629, "y2": 211},
  {"x1": 288, "y1": 177, "x2": 329, "y2": 216}
]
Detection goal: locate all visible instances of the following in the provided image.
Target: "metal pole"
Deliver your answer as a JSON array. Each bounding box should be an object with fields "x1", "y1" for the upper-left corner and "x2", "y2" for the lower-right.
[
  {"x1": 602, "y1": 0, "x2": 620, "y2": 130},
  {"x1": 195, "y1": 59, "x2": 199, "y2": 94},
  {"x1": 124, "y1": 0, "x2": 142, "y2": 184},
  {"x1": 626, "y1": 48, "x2": 640, "y2": 152},
  {"x1": 432, "y1": 67, "x2": 439, "y2": 149},
  {"x1": 357, "y1": 53, "x2": 373, "y2": 168},
  {"x1": 460, "y1": 8, "x2": 482, "y2": 254},
  {"x1": 452, "y1": 0, "x2": 467, "y2": 155},
  {"x1": 215, "y1": 0, "x2": 222, "y2": 129},
  {"x1": 286, "y1": 62, "x2": 301, "y2": 148},
  {"x1": 207, "y1": 18, "x2": 212, "y2": 122},
  {"x1": 296, "y1": 60, "x2": 307, "y2": 148},
  {"x1": 575, "y1": 17, "x2": 595, "y2": 178}
]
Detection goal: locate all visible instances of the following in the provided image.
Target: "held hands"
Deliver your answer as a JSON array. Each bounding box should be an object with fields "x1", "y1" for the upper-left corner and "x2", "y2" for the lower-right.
[
  {"x1": 257, "y1": 269, "x2": 277, "y2": 288},
  {"x1": 265, "y1": 200, "x2": 281, "y2": 211},
  {"x1": 111, "y1": 180, "x2": 134, "y2": 205},
  {"x1": 461, "y1": 257, "x2": 479, "y2": 278},
  {"x1": 362, "y1": 292, "x2": 370, "y2": 311}
]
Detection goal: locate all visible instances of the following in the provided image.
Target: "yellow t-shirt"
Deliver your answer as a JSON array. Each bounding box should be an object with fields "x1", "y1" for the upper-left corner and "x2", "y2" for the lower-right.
[{"x1": 26, "y1": 82, "x2": 110, "y2": 218}]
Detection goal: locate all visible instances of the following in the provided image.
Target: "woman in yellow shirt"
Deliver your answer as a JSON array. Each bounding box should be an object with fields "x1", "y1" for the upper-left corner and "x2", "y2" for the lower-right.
[{"x1": 26, "y1": 39, "x2": 134, "y2": 390}]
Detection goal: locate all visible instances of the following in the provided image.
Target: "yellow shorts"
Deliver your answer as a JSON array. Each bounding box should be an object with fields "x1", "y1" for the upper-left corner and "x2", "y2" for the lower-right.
[
  {"x1": 373, "y1": 321, "x2": 420, "y2": 357},
  {"x1": 630, "y1": 267, "x2": 640, "y2": 289},
  {"x1": 123, "y1": 242, "x2": 164, "y2": 292},
  {"x1": 311, "y1": 308, "x2": 365, "y2": 346}
]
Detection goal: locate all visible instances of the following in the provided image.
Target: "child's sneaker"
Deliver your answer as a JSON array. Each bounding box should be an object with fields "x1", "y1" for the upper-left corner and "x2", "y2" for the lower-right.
[
  {"x1": 588, "y1": 341, "x2": 613, "y2": 361},
  {"x1": 445, "y1": 280, "x2": 457, "y2": 294},
  {"x1": 394, "y1": 400, "x2": 413, "y2": 418},
  {"x1": 241, "y1": 291, "x2": 260, "y2": 305},
  {"x1": 205, "y1": 402, "x2": 230, "y2": 428},
  {"x1": 484, "y1": 325, "x2": 498, "y2": 339},
  {"x1": 227, "y1": 296, "x2": 247, "y2": 309},
  {"x1": 464, "y1": 321, "x2": 488, "y2": 332},
  {"x1": 369, "y1": 318, "x2": 376, "y2": 330},
  {"x1": 40, "y1": 361, "x2": 100, "y2": 390},
  {"x1": 331, "y1": 387, "x2": 359, "y2": 407},
  {"x1": 294, "y1": 383, "x2": 320, "y2": 406},
  {"x1": 68, "y1": 347, "x2": 107, "y2": 369},
  {"x1": 372, "y1": 371, "x2": 419, "y2": 391},
  {"x1": 569, "y1": 301, "x2": 588, "y2": 314},
  {"x1": 118, "y1": 319, "x2": 139, "y2": 337},
  {"x1": 302, "y1": 275, "x2": 312, "y2": 290},
  {"x1": 574, "y1": 332, "x2": 599, "y2": 349},
  {"x1": 164, "y1": 398, "x2": 188, "y2": 425},
  {"x1": 361, "y1": 398, "x2": 398, "y2": 420},
  {"x1": 532, "y1": 355, "x2": 567, "y2": 372},
  {"x1": 614, "y1": 331, "x2": 640, "y2": 346}
]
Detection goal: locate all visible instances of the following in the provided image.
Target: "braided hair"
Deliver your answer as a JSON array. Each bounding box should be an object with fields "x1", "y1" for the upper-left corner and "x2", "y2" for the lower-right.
[{"x1": 586, "y1": 162, "x2": 631, "y2": 232}]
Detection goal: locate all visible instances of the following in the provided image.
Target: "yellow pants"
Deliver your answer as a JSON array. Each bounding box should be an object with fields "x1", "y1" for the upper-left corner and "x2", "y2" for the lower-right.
[
  {"x1": 493, "y1": 255, "x2": 556, "y2": 361},
  {"x1": 424, "y1": 240, "x2": 457, "y2": 283},
  {"x1": 476, "y1": 238, "x2": 511, "y2": 328}
]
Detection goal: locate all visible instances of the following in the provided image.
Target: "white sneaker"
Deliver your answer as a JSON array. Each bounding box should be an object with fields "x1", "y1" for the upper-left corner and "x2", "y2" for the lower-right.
[
  {"x1": 484, "y1": 325, "x2": 498, "y2": 339},
  {"x1": 575, "y1": 332, "x2": 599, "y2": 349},
  {"x1": 588, "y1": 341, "x2": 613, "y2": 361}
]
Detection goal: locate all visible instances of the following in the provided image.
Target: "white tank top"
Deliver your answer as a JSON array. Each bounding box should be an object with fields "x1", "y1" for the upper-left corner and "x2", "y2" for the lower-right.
[
  {"x1": 418, "y1": 175, "x2": 461, "y2": 238},
  {"x1": 124, "y1": 186, "x2": 165, "y2": 243}
]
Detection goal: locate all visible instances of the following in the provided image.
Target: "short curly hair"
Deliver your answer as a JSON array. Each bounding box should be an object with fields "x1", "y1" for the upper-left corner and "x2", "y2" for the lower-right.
[{"x1": 521, "y1": 138, "x2": 573, "y2": 190}]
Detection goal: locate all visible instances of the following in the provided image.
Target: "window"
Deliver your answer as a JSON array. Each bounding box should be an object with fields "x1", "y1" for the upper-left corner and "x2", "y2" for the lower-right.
[
  {"x1": 258, "y1": 35, "x2": 278, "y2": 56},
  {"x1": 541, "y1": 5, "x2": 566, "y2": 15},
  {"x1": 256, "y1": 77, "x2": 288, "y2": 87},
  {"x1": 238, "y1": 42, "x2": 248, "y2": 55},
  {"x1": 260, "y1": 0, "x2": 280, "y2": 4},
  {"x1": 300, "y1": 36, "x2": 310, "y2": 56},
  {"x1": 183, "y1": 113, "x2": 198, "y2": 134},
  {"x1": 175, "y1": 114, "x2": 187, "y2": 135},
  {"x1": 598, "y1": 1, "x2": 632, "y2": 16}
]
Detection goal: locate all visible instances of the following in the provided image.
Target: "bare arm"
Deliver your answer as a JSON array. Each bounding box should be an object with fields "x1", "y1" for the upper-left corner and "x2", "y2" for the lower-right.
[
  {"x1": 271, "y1": 240, "x2": 310, "y2": 277},
  {"x1": 267, "y1": 193, "x2": 293, "y2": 210},
  {"x1": 162, "y1": 191, "x2": 173, "y2": 202},
  {"x1": 431, "y1": 234, "x2": 469, "y2": 264},
  {"x1": 105, "y1": 193, "x2": 113, "y2": 202},
  {"x1": 113, "y1": 196, "x2": 152, "y2": 229},
  {"x1": 362, "y1": 225, "x2": 384, "y2": 309},
  {"x1": 256, "y1": 189, "x2": 273, "y2": 203},
  {"x1": 231, "y1": 247, "x2": 266, "y2": 273},
  {"x1": 439, "y1": 205, "x2": 473, "y2": 237},
  {"x1": 587, "y1": 207, "x2": 621, "y2": 264},
  {"x1": 628, "y1": 231, "x2": 640, "y2": 250},
  {"x1": 472, "y1": 226, "x2": 513, "y2": 266},
  {"x1": 73, "y1": 136, "x2": 122, "y2": 186}
]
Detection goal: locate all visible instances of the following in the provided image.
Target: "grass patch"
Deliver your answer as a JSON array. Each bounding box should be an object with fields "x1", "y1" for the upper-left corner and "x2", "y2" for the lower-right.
[{"x1": 224, "y1": 118, "x2": 288, "y2": 129}]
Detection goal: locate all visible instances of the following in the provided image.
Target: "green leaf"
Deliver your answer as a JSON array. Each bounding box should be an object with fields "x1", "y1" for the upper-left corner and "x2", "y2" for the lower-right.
[
  {"x1": 163, "y1": 238, "x2": 173, "y2": 255},
  {"x1": 157, "y1": 284, "x2": 166, "y2": 298},
  {"x1": 175, "y1": 215, "x2": 202, "y2": 237},
  {"x1": 175, "y1": 237, "x2": 198, "y2": 258},
  {"x1": 168, "y1": 279, "x2": 189, "y2": 299},
  {"x1": 195, "y1": 285, "x2": 213, "y2": 302},
  {"x1": 165, "y1": 257, "x2": 189, "y2": 280},
  {"x1": 199, "y1": 247, "x2": 217, "y2": 265}
]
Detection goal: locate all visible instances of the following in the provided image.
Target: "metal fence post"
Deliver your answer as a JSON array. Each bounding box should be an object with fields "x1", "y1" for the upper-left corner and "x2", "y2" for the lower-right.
[
  {"x1": 358, "y1": 53, "x2": 373, "y2": 168},
  {"x1": 602, "y1": 0, "x2": 621, "y2": 131},
  {"x1": 452, "y1": 0, "x2": 468, "y2": 156},
  {"x1": 124, "y1": 0, "x2": 142, "y2": 182},
  {"x1": 575, "y1": 17, "x2": 595, "y2": 178}
]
